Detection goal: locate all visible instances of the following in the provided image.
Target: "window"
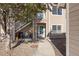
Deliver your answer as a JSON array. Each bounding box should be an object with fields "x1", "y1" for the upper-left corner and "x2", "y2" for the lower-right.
[
  {"x1": 58, "y1": 8, "x2": 62, "y2": 15},
  {"x1": 52, "y1": 25, "x2": 61, "y2": 33},
  {"x1": 52, "y1": 6, "x2": 58, "y2": 15},
  {"x1": 37, "y1": 12, "x2": 43, "y2": 20},
  {"x1": 52, "y1": 6, "x2": 62, "y2": 15},
  {"x1": 58, "y1": 25, "x2": 61, "y2": 31},
  {"x1": 40, "y1": 26, "x2": 43, "y2": 34},
  {"x1": 53, "y1": 25, "x2": 57, "y2": 33}
]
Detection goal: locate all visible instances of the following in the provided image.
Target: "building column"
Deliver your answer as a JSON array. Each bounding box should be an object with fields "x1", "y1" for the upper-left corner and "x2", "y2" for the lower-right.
[{"x1": 35, "y1": 23, "x2": 38, "y2": 41}]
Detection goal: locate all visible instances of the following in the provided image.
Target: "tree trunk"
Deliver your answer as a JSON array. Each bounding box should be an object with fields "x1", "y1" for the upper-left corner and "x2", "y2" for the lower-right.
[
  {"x1": 6, "y1": 8, "x2": 13, "y2": 50},
  {"x1": 3, "y1": 10, "x2": 7, "y2": 35},
  {"x1": 8, "y1": 8, "x2": 14, "y2": 50}
]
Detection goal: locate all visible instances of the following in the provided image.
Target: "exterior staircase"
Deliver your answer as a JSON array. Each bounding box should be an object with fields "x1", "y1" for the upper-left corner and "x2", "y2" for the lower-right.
[
  {"x1": 15, "y1": 20, "x2": 32, "y2": 33},
  {"x1": 15, "y1": 20, "x2": 33, "y2": 42}
]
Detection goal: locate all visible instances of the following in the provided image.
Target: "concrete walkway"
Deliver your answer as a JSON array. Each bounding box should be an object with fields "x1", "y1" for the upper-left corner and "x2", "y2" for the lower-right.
[
  {"x1": 11, "y1": 39, "x2": 55, "y2": 56},
  {"x1": 33, "y1": 39, "x2": 55, "y2": 56}
]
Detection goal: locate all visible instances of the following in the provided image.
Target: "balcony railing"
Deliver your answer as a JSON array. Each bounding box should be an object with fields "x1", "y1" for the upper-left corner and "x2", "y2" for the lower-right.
[{"x1": 36, "y1": 12, "x2": 46, "y2": 20}]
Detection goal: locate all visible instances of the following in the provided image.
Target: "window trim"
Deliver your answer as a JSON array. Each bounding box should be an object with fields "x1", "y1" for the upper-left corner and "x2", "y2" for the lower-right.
[
  {"x1": 52, "y1": 25, "x2": 61, "y2": 33},
  {"x1": 52, "y1": 6, "x2": 62, "y2": 15}
]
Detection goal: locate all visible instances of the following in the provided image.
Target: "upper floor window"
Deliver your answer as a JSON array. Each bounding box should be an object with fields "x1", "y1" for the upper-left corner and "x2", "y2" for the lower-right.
[
  {"x1": 52, "y1": 6, "x2": 62, "y2": 15},
  {"x1": 52, "y1": 25, "x2": 61, "y2": 33},
  {"x1": 37, "y1": 12, "x2": 43, "y2": 20}
]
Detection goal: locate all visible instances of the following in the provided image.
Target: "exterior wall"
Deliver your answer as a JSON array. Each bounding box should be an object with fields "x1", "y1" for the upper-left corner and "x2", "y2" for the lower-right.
[
  {"x1": 69, "y1": 3, "x2": 79, "y2": 55},
  {"x1": 49, "y1": 8, "x2": 66, "y2": 33},
  {"x1": 35, "y1": 6, "x2": 66, "y2": 37},
  {"x1": 46, "y1": 10, "x2": 50, "y2": 36},
  {"x1": 35, "y1": 10, "x2": 50, "y2": 37}
]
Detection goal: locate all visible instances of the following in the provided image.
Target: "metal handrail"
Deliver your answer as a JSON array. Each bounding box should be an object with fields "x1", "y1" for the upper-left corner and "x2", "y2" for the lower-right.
[{"x1": 15, "y1": 21, "x2": 32, "y2": 33}]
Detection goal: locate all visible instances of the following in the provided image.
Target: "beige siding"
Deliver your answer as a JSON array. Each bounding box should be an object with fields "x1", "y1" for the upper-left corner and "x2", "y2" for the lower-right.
[
  {"x1": 69, "y1": 3, "x2": 79, "y2": 56},
  {"x1": 35, "y1": 6, "x2": 66, "y2": 37},
  {"x1": 45, "y1": 8, "x2": 66, "y2": 36},
  {"x1": 49, "y1": 9, "x2": 66, "y2": 33}
]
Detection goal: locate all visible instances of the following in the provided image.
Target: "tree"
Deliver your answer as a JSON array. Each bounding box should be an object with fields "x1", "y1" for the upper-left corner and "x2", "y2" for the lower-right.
[
  {"x1": 0, "y1": 3, "x2": 66, "y2": 50},
  {"x1": 0, "y1": 3, "x2": 46, "y2": 49}
]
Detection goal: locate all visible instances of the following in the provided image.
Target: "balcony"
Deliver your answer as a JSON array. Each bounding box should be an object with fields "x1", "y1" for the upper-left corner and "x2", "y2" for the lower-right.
[{"x1": 35, "y1": 12, "x2": 47, "y2": 24}]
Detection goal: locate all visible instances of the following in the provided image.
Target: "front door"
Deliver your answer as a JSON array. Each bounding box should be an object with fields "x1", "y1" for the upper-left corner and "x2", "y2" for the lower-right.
[{"x1": 37, "y1": 25, "x2": 46, "y2": 38}]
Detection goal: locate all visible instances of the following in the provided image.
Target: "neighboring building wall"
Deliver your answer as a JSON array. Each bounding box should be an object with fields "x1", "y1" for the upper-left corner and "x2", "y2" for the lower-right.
[
  {"x1": 49, "y1": 8, "x2": 66, "y2": 33},
  {"x1": 69, "y1": 3, "x2": 79, "y2": 55}
]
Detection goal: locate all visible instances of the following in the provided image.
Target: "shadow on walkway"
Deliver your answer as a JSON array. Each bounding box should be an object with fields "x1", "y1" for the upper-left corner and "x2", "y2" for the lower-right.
[
  {"x1": 49, "y1": 34, "x2": 66, "y2": 56},
  {"x1": 51, "y1": 38, "x2": 66, "y2": 56},
  {"x1": 12, "y1": 40, "x2": 24, "y2": 49},
  {"x1": 12, "y1": 38, "x2": 45, "y2": 49}
]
